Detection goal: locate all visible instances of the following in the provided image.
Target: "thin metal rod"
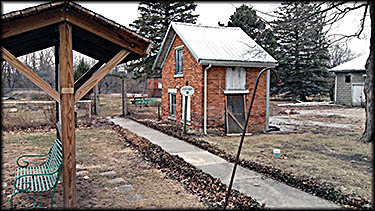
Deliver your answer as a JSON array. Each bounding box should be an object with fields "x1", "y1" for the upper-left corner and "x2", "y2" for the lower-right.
[{"x1": 223, "y1": 68, "x2": 280, "y2": 209}]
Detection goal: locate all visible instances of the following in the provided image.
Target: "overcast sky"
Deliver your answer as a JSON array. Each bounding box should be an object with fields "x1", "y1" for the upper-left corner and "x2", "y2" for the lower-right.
[{"x1": 1, "y1": 1, "x2": 370, "y2": 56}]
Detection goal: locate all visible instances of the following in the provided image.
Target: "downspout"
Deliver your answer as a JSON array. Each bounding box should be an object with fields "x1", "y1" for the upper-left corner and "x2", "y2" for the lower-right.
[
  {"x1": 265, "y1": 68, "x2": 270, "y2": 131},
  {"x1": 204, "y1": 64, "x2": 212, "y2": 134}
]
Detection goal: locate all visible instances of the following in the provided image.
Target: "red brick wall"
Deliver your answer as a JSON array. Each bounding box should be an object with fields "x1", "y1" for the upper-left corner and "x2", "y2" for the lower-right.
[
  {"x1": 161, "y1": 35, "x2": 267, "y2": 133},
  {"x1": 206, "y1": 67, "x2": 266, "y2": 132},
  {"x1": 161, "y1": 36, "x2": 204, "y2": 129},
  {"x1": 147, "y1": 78, "x2": 162, "y2": 97}
]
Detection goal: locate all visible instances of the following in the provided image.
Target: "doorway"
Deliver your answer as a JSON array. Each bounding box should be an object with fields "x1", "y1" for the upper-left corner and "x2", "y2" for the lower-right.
[
  {"x1": 352, "y1": 83, "x2": 365, "y2": 106},
  {"x1": 225, "y1": 94, "x2": 246, "y2": 134}
]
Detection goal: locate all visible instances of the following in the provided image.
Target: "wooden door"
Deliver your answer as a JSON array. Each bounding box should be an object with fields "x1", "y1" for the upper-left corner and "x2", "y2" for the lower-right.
[{"x1": 352, "y1": 83, "x2": 365, "y2": 106}]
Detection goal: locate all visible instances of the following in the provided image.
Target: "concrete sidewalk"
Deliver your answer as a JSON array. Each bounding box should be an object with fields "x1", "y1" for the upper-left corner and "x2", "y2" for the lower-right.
[{"x1": 110, "y1": 117, "x2": 340, "y2": 209}]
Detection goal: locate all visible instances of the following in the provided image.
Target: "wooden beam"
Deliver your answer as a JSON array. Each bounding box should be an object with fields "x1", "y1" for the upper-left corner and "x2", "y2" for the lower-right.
[
  {"x1": 66, "y1": 10, "x2": 148, "y2": 56},
  {"x1": 74, "y1": 49, "x2": 130, "y2": 103},
  {"x1": 1, "y1": 47, "x2": 60, "y2": 103},
  {"x1": 1, "y1": 8, "x2": 63, "y2": 39},
  {"x1": 74, "y1": 61, "x2": 104, "y2": 91},
  {"x1": 55, "y1": 45, "x2": 61, "y2": 140},
  {"x1": 59, "y1": 22, "x2": 76, "y2": 209}
]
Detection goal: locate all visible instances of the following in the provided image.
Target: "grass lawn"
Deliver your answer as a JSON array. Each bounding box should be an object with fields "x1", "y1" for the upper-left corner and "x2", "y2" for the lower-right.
[
  {"x1": 199, "y1": 132, "x2": 373, "y2": 201},
  {"x1": 2, "y1": 94, "x2": 373, "y2": 207},
  {"x1": 1, "y1": 126, "x2": 205, "y2": 209}
]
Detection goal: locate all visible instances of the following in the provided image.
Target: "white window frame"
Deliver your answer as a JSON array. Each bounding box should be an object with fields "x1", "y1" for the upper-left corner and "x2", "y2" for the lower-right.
[
  {"x1": 175, "y1": 45, "x2": 184, "y2": 77},
  {"x1": 168, "y1": 89, "x2": 177, "y2": 120}
]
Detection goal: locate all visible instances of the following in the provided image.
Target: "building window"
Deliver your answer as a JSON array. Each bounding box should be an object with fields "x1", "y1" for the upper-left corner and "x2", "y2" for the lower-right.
[
  {"x1": 345, "y1": 75, "x2": 351, "y2": 83},
  {"x1": 168, "y1": 89, "x2": 177, "y2": 119},
  {"x1": 175, "y1": 46, "x2": 183, "y2": 76},
  {"x1": 225, "y1": 67, "x2": 246, "y2": 90}
]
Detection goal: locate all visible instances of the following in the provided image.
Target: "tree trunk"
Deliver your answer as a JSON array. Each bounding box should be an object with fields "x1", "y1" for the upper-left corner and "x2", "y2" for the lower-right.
[
  {"x1": 122, "y1": 76, "x2": 128, "y2": 117},
  {"x1": 362, "y1": 1, "x2": 374, "y2": 142}
]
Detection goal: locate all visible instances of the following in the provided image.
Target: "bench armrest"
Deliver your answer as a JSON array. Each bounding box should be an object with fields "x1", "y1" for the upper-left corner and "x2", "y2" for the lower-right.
[{"x1": 16, "y1": 152, "x2": 50, "y2": 168}]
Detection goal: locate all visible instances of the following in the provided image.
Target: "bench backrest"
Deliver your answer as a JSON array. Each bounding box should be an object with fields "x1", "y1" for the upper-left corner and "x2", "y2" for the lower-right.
[{"x1": 44, "y1": 139, "x2": 63, "y2": 173}]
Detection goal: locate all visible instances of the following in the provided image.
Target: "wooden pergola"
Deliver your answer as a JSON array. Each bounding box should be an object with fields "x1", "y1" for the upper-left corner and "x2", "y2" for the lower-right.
[{"x1": 1, "y1": 1, "x2": 152, "y2": 208}]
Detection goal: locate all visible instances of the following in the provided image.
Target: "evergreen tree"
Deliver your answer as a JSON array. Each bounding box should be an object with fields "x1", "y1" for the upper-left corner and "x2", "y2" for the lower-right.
[
  {"x1": 74, "y1": 58, "x2": 90, "y2": 81},
  {"x1": 228, "y1": 4, "x2": 276, "y2": 55},
  {"x1": 272, "y1": 2, "x2": 331, "y2": 101},
  {"x1": 129, "y1": 1, "x2": 199, "y2": 78},
  {"x1": 74, "y1": 58, "x2": 91, "y2": 99}
]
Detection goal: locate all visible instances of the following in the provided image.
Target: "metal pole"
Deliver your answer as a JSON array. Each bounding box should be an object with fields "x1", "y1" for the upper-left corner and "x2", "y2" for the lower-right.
[{"x1": 223, "y1": 68, "x2": 280, "y2": 210}]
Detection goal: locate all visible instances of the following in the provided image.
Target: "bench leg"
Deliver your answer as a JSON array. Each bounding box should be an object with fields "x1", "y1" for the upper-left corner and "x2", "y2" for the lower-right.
[
  {"x1": 10, "y1": 191, "x2": 16, "y2": 209},
  {"x1": 32, "y1": 192, "x2": 36, "y2": 208},
  {"x1": 50, "y1": 184, "x2": 58, "y2": 209}
]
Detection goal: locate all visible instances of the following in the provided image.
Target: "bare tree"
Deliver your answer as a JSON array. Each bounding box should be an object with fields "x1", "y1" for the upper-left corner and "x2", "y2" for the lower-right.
[
  {"x1": 329, "y1": 41, "x2": 361, "y2": 67},
  {"x1": 323, "y1": 1, "x2": 373, "y2": 142}
]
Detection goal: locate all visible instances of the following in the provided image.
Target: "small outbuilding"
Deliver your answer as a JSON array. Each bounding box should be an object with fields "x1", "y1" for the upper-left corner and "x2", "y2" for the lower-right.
[
  {"x1": 152, "y1": 22, "x2": 277, "y2": 135},
  {"x1": 329, "y1": 55, "x2": 367, "y2": 106},
  {"x1": 147, "y1": 76, "x2": 162, "y2": 98}
]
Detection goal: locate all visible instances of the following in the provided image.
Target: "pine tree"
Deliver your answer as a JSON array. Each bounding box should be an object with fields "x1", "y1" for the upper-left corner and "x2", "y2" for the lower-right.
[
  {"x1": 272, "y1": 2, "x2": 331, "y2": 101},
  {"x1": 74, "y1": 58, "x2": 90, "y2": 81},
  {"x1": 74, "y1": 58, "x2": 91, "y2": 99},
  {"x1": 129, "y1": 1, "x2": 199, "y2": 78},
  {"x1": 227, "y1": 4, "x2": 276, "y2": 55}
]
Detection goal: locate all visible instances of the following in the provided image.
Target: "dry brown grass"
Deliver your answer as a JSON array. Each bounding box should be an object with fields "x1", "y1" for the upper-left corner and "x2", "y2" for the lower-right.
[
  {"x1": 200, "y1": 133, "x2": 373, "y2": 201},
  {"x1": 1, "y1": 127, "x2": 205, "y2": 209}
]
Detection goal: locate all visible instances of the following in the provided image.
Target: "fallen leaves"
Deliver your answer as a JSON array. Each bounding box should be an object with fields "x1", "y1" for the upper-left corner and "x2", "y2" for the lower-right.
[{"x1": 130, "y1": 118, "x2": 373, "y2": 210}]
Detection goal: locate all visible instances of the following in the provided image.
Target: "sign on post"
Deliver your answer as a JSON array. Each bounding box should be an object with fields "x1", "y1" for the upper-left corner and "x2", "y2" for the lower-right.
[
  {"x1": 180, "y1": 85, "x2": 194, "y2": 134},
  {"x1": 180, "y1": 85, "x2": 194, "y2": 96}
]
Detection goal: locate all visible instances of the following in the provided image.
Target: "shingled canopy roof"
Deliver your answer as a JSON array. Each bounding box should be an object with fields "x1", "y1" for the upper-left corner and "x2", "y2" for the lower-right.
[{"x1": 1, "y1": 1, "x2": 152, "y2": 62}]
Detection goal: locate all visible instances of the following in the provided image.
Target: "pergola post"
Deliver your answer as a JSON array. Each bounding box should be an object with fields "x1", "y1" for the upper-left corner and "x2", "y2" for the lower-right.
[{"x1": 59, "y1": 22, "x2": 76, "y2": 208}]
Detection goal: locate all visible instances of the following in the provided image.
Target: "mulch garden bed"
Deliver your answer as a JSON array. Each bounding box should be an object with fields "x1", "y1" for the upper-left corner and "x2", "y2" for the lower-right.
[{"x1": 129, "y1": 117, "x2": 373, "y2": 209}]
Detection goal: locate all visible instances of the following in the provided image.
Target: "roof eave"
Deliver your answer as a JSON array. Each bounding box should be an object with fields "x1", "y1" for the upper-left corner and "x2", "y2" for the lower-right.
[
  {"x1": 328, "y1": 69, "x2": 366, "y2": 73},
  {"x1": 199, "y1": 59, "x2": 278, "y2": 68}
]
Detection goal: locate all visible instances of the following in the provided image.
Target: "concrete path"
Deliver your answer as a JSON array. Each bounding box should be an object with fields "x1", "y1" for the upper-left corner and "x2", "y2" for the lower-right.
[{"x1": 110, "y1": 117, "x2": 340, "y2": 209}]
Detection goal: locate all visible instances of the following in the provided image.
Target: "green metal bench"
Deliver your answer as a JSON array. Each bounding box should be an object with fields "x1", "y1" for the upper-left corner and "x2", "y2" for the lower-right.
[
  {"x1": 10, "y1": 139, "x2": 63, "y2": 209},
  {"x1": 134, "y1": 98, "x2": 158, "y2": 105}
]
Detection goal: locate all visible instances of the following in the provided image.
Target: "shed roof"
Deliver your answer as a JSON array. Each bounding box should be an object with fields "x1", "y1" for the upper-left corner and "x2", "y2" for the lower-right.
[
  {"x1": 1, "y1": 1, "x2": 152, "y2": 63},
  {"x1": 329, "y1": 54, "x2": 368, "y2": 73},
  {"x1": 152, "y1": 22, "x2": 277, "y2": 70}
]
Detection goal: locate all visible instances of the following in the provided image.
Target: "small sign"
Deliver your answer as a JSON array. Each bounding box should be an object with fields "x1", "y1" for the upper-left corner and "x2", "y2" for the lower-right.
[{"x1": 180, "y1": 85, "x2": 194, "y2": 96}]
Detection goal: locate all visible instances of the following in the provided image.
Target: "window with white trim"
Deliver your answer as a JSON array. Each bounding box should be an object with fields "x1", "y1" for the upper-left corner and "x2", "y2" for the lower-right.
[
  {"x1": 168, "y1": 89, "x2": 177, "y2": 119},
  {"x1": 225, "y1": 67, "x2": 246, "y2": 90},
  {"x1": 175, "y1": 46, "x2": 183, "y2": 76}
]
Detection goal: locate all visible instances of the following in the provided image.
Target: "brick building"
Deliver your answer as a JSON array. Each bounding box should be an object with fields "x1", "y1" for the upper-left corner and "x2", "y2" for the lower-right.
[
  {"x1": 152, "y1": 22, "x2": 277, "y2": 135},
  {"x1": 146, "y1": 77, "x2": 162, "y2": 98},
  {"x1": 329, "y1": 55, "x2": 367, "y2": 106}
]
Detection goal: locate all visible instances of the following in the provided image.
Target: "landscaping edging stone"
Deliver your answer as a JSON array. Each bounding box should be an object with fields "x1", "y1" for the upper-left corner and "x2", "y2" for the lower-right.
[{"x1": 129, "y1": 117, "x2": 373, "y2": 210}]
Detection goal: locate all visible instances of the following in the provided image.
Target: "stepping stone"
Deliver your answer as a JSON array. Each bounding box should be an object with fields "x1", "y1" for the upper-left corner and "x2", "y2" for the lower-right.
[
  {"x1": 100, "y1": 170, "x2": 117, "y2": 176},
  {"x1": 107, "y1": 177, "x2": 125, "y2": 184},
  {"x1": 115, "y1": 184, "x2": 133, "y2": 192},
  {"x1": 125, "y1": 194, "x2": 145, "y2": 202},
  {"x1": 77, "y1": 170, "x2": 89, "y2": 176}
]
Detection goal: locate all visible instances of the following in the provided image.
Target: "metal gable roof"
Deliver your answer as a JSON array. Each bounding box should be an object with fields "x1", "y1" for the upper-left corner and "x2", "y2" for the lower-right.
[
  {"x1": 329, "y1": 54, "x2": 368, "y2": 72},
  {"x1": 152, "y1": 22, "x2": 277, "y2": 70}
]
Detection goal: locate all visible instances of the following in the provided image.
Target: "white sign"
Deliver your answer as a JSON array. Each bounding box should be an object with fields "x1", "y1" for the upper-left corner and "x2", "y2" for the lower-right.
[{"x1": 180, "y1": 85, "x2": 194, "y2": 96}]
